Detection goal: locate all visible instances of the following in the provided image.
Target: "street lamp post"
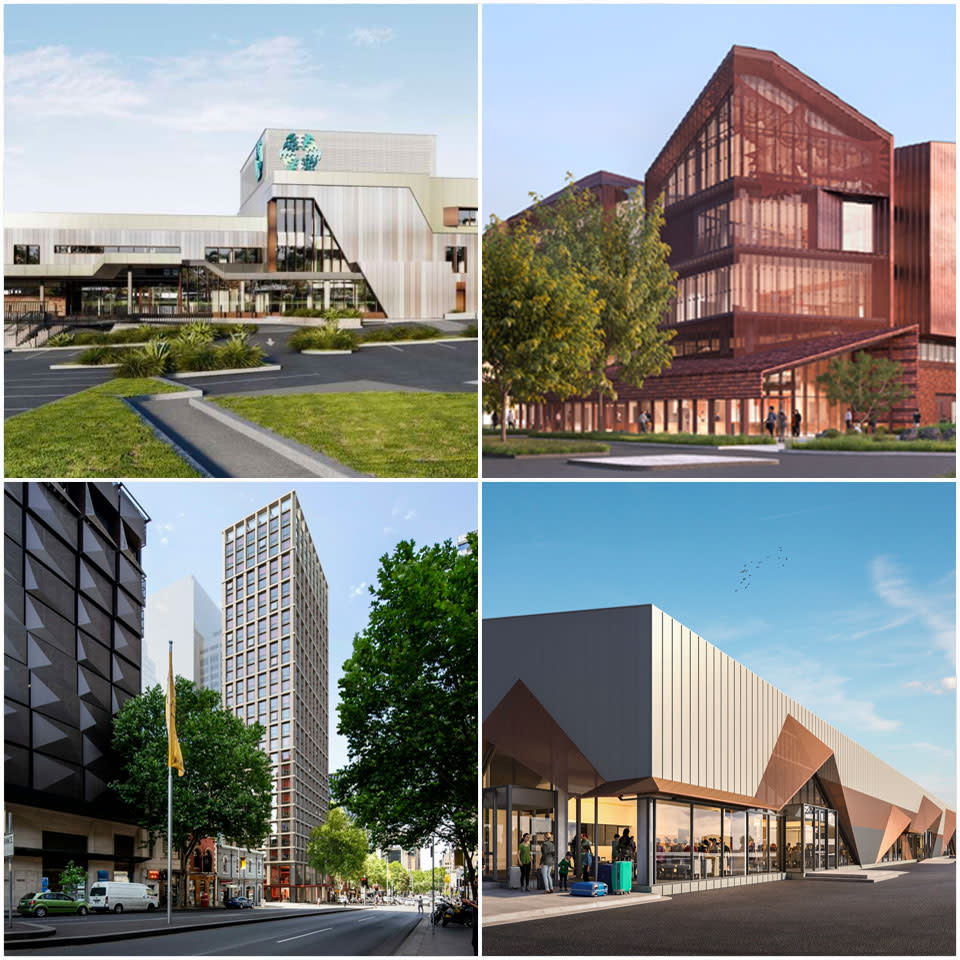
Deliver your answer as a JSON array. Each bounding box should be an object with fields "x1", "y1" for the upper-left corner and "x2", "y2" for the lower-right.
[{"x1": 430, "y1": 837, "x2": 435, "y2": 937}]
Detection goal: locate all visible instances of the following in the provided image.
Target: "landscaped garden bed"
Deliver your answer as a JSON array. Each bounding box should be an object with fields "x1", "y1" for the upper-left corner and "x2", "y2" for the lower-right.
[
  {"x1": 289, "y1": 321, "x2": 477, "y2": 353},
  {"x1": 46, "y1": 322, "x2": 258, "y2": 347},
  {"x1": 483, "y1": 436, "x2": 609, "y2": 457},
  {"x1": 61, "y1": 322, "x2": 268, "y2": 376}
]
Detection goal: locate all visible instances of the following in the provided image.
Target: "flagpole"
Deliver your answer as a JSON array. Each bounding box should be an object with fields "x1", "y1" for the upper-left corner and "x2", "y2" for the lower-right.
[{"x1": 167, "y1": 639, "x2": 173, "y2": 926}]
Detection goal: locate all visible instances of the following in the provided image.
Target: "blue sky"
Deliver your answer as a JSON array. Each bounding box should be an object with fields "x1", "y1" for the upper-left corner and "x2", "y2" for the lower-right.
[
  {"x1": 124, "y1": 480, "x2": 478, "y2": 775},
  {"x1": 483, "y1": 482, "x2": 957, "y2": 807},
  {"x1": 483, "y1": 4, "x2": 957, "y2": 218},
  {"x1": 4, "y1": 4, "x2": 477, "y2": 214}
]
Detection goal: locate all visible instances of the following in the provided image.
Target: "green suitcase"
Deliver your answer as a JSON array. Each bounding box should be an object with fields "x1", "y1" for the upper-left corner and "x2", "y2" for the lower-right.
[{"x1": 611, "y1": 860, "x2": 632, "y2": 894}]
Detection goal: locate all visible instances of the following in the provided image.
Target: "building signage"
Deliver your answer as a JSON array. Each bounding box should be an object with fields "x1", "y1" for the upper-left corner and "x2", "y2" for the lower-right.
[
  {"x1": 255, "y1": 139, "x2": 264, "y2": 182},
  {"x1": 4, "y1": 834, "x2": 13, "y2": 858},
  {"x1": 147, "y1": 870, "x2": 160, "y2": 880},
  {"x1": 97, "y1": 870, "x2": 109, "y2": 880},
  {"x1": 280, "y1": 133, "x2": 321, "y2": 171},
  {"x1": 41, "y1": 876, "x2": 48, "y2": 891}
]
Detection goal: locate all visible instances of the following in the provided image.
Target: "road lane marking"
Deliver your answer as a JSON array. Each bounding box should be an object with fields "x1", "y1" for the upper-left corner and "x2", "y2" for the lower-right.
[
  {"x1": 276, "y1": 926, "x2": 333, "y2": 942},
  {"x1": 357, "y1": 916, "x2": 378, "y2": 922}
]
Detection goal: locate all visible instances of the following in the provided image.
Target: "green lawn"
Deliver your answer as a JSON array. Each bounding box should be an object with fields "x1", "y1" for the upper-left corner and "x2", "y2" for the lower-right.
[
  {"x1": 5, "y1": 378, "x2": 200, "y2": 478},
  {"x1": 211, "y1": 392, "x2": 477, "y2": 477},
  {"x1": 794, "y1": 435, "x2": 956, "y2": 453},
  {"x1": 483, "y1": 436, "x2": 609, "y2": 457}
]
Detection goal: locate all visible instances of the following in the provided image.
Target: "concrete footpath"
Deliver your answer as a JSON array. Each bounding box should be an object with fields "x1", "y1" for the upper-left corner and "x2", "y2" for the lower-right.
[
  {"x1": 394, "y1": 915, "x2": 474, "y2": 955},
  {"x1": 481, "y1": 884, "x2": 668, "y2": 927}
]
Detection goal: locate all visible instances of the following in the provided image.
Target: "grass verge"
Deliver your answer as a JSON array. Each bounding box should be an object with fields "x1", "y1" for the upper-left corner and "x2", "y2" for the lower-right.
[
  {"x1": 4, "y1": 378, "x2": 200, "y2": 478},
  {"x1": 211, "y1": 392, "x2": 476, "y2": 478},
  {"x1": 483, "y1": 437, "x2": 609, "y2": 457},
  {"x1": 794, "y1": 436, "x2": 956, "y2": 453}
]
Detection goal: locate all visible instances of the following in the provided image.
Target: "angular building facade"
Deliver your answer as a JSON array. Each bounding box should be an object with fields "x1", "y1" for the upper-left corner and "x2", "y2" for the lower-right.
[
  {"x1": 509, "y1": 46, "x2": 954, "y2": 434},
  {"x1": 3, "y1": 482, "x2": 160, "y2": 899},
  {"x1": 5, "y1": 130, "x2": 477, "y2": 323},
  {"x1": 221, "y1": 491, "x2": 329, "y2": 903},
  {"x1": 141, "y1": 574, "x2": 222, "y2": 694},
  {"x1": 483, "y1": 605, "x2": 956, "y2": 896}
]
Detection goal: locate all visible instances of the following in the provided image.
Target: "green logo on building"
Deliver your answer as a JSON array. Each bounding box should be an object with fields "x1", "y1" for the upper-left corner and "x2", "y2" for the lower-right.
[{"x1": 279, "y1": 133, "x2": 321, "y2": 171}]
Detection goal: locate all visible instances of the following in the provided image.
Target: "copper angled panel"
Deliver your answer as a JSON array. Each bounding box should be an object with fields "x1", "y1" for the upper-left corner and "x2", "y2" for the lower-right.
[
  {"x1": 483, "y1": 679, "x2": 603, "y2": 796},
  {"x1": 754, "y1": 714, "x2": 834, "y2": 809},
  {"x1": 941, "y1": 809, "x2": 956, "y2": 847},
  {"x1": 875, "y1": 804, "x2": 913, "y2": 863},
  {"x1": 582, "y1": 776, "x2": 775, "y2": 810},
  {"x1": 909, "y1": 795, "x2": 943, "y2": 835}
]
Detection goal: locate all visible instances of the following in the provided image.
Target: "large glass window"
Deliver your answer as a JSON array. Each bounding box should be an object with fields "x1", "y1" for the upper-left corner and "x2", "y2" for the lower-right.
[
  {"x1": 784, "y1": 811, "x2": 802, "y2": 870},
  {"x1": 842, "y1": 201, "x2": 873, "y2": 253},
  {"x1": 693, "y1": 805, "x2": 722, "y2": 880},
  {"x1": 13, "y1": 244, "x2": 40, "y2": 265},
  {"x1": 724, "y1": 809, "x2": 746, "y2": 875},
  {"x1": 748, "y1": 812, "x2": 767, "y2": 873},
  {"x1": 446, "y1": 246, "x2": 468, "y2": 273},
  {"x1": 655, "y1": 800, "x2": 691, "y2": 882}
]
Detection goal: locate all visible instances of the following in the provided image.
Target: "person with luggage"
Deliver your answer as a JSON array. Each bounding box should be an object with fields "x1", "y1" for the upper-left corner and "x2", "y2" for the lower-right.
[
  {"x1": 539, "y1": 832, "x2": 556, "y2": 893},
  {"x1": 557, "y1": 850, "x2": 573, "y2": 891},
  {"x1": 612, "y1": 831, "x2": 621, "y2": 861},
  {"x1": 579, "y1": 830, "x2": 593, "y2": 880},
  {"x1": 518, "y1": 833, "x2": 532, "y2": 891},
  {"x1": 620, "y1": 827, "x2": 637, "y2": 878}
]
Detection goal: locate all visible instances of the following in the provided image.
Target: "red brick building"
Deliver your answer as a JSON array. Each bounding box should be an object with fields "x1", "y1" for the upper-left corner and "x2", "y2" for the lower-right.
[{"x1": 510, "y1": 46, "x2": 954, "y2": 435}]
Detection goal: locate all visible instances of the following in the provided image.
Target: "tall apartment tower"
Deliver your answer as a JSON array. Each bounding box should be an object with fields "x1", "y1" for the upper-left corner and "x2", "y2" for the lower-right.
[
  {"x1": 141, "y1": 575, "x2": 222, "y2": 694},
  {"x1": 220, "y1": 491, "x2": 329, "y2": 903}
]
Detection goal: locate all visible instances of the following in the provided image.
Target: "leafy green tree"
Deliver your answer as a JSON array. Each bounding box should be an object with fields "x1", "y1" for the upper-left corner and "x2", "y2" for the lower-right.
[
  {"x1": 110, "y1": 679, "x2": 273, "y2": 907},
  {"x1": 536, "y1": 176, "x2": 678, "y2": 424},
  {"x1": 332, "y1": 534, "x2": 478, "y2": 896},
  {"x1": 363, "y1": 853, "x2": 388, "y2": 891},
  {"x1": 387, "y1": 859, "x2": 409, "y2": 895},
  {"x1": 410, "y1": 866, "x2": 448, "y2": 895},
  {"x1": 483, "y1": 214, "x2": 603, "y2": 441},
  {"x1": 306, "y1": 806, "x2": 369, "y2": 896},
  {"x1": 59, "y1": 860, "x2": 87, "y2": 900},
  {"x1": 816, "y1": 351, "x2": 913, "y2": 430}
]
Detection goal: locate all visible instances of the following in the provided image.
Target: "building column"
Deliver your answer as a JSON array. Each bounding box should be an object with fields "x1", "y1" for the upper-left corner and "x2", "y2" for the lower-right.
[
  {"x1": 323, "y1": 283, "x2": 331, "y2": 310},
  {"x1": 239, "y1": 281, "x2": 245, "y2": 317},
  {"x1": 127, "y1": 269, "x2": 133, "y2": 313}
]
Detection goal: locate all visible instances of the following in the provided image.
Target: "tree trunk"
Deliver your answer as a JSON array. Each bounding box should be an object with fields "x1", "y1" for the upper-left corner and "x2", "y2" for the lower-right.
[{"x1": 500, "y1": 390, "x2": 508, "y2": 443}]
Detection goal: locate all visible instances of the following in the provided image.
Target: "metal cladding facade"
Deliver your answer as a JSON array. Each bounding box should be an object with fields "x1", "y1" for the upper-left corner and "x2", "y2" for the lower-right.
[{"x1": 483, "y1": 604, "x2": 956, "y2": 867}]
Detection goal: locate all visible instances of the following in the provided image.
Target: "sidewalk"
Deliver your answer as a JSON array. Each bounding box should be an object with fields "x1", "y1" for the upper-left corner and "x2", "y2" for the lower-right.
[
  {"x1": 394, "y1": 916, "x2": 474, "y2": 955},
  {"x1": 481, "y1": 884, "x2": 667, "y2": 927}
]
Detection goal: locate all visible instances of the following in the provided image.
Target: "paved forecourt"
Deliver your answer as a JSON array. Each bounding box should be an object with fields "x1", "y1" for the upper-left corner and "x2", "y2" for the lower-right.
[
  {"x1": 483, "y1": 439, "x2": 956, "y2": 478},
  {"x1": 482, "y1": 861, "x2": 955, "y2": 956},
  {"x1": 10, "y1": 906, "x2": 419, "y2": 956}
]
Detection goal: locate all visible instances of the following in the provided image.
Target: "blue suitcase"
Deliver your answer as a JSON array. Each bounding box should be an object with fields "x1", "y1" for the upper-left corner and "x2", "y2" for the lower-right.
[
  {"x1": 569, "y1": 881, "x2": 607, "y2": 897},
  {"x1": 597, "y1": 863, "x2": 612, "y2": 888}
]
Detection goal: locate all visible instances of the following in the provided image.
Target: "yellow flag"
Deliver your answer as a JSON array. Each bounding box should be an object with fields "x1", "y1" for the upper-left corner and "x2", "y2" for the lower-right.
[{"x1": 166, "y1": 648, "x2": 185, "y2": 777}]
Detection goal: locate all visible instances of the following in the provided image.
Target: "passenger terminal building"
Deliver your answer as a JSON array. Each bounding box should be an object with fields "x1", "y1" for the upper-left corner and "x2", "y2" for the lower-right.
[
  {"x1": 5, "y1": 129, "x2": 477, "y2": 321},
  {"x1": 483, "y1": 605, "x2": 956, "y2": 895},
  {"x1": 509, "y1": 46, "x2": 955, "y2": 432}
]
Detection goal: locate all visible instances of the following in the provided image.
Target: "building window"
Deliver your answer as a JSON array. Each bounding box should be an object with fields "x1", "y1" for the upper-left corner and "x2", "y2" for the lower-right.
[
  {"x1": 205, "y1": 247, "x2": 263, "y2": 264},
  {"x1": 54, "y1": 244, "x2": 180, "y2": 255},
  {"x1": 458, "y1": 208, "x2": 478, "y2": 227},
  {"x1": 446, "y1": 246, "x2": 467, "y2": 273},
  {"x1": 841, "y1": 201, "x2": 873, "y2": 253},
  {"x1": 655, "y1": 799, "x2": 692, "y2": 882},
  {"x1": 13, "y1": 245, "x2": 40, "y2": 265}
]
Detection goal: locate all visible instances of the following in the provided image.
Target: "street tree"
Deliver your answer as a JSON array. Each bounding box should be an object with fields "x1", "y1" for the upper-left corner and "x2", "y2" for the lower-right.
[
  {"x1": 110, "y1": 679, "x2": 273, "y2": 907},
  {"x1": 363, "y1": 853, "x2": 388, "y2": 892},
  {"x1": 387, "y1": 860, "x2": 409, "y2": 895},
  {"x1": 332, "y1": 534, "x2": 478, "y2": 896},
  {"x1": 816, "y1": 351, "x2": 913, "y2": 430},
  {"x1": 482, "y1": 214, "x2": 603, "y2": 440},
  {"x1": 306, "y1": 806, "x2": 369, "y2": 897},
  {"x1": 59, "y1": 860, "x2": 87, "y2": 900},
  {"x1": 536, "y1": 177, "x2": 677, "y2": 423}
]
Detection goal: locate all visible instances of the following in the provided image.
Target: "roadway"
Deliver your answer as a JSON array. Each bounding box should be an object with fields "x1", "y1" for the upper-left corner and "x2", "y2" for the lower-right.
[
  {"x1": 4, "y1": 325, "x2": 478, "y2": 418},
  {"x1": 13, "y1": 906, "x2": 419, "y2": 956}
]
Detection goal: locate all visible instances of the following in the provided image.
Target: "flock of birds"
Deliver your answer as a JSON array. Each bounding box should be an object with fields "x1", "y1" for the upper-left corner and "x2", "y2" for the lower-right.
[{"x1": 735, "y1": 545, "x2": 788, "y2": 592}]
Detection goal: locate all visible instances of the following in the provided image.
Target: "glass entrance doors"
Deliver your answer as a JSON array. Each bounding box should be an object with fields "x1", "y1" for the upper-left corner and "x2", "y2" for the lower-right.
[{"x1": 803, "y1": 805, "x2": 837, "y2": 871}]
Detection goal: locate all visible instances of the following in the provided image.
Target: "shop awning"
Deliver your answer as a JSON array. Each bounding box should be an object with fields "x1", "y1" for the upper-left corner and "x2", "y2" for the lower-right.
[{"x1": 580, "y1": 776, "x2": 778, "y2": 810}]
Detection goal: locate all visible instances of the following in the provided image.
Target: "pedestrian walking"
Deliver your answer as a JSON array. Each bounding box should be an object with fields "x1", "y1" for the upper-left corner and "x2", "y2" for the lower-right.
[
  {"x1": 539, "y1": 832, "x2": 556, "y2": 893},
  {"x1": 765, "y1": 407, "x2": 777, "y2": 437},
  {"x1": 580, "y1": 830, "x2": 593, "y2": 880},
  {"x1": 557, "y1": 851, "x2": 572, "y2": 891},
  {"x1": 638, "y1": 410, "x2": 648, "y2": 433},
  {"x1": 518, "y1": 833, "x2": 532, "y2": 891},
  {"x1": 792, "y1": 408, "x2": 802, "y2": 437},
  {"x1": 777, "y1": 409, "x2": 787, "y2": 441},
  {"x1": 417, "y1": 894, "x2": 423, "y2": 914},
  {"x1": 845, "y1": 408, "x2": 853, "y2": 432}
]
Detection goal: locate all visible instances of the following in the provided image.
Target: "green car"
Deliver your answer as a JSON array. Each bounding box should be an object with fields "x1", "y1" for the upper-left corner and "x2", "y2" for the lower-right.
[{"x1": 17, "y1": 890, "x2": 88, "y2": 918}]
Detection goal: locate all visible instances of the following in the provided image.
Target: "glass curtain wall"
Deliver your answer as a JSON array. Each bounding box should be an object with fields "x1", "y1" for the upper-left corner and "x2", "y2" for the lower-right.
[{"x1": 274, "y1": 198, "x2": 349, "y2": 273}]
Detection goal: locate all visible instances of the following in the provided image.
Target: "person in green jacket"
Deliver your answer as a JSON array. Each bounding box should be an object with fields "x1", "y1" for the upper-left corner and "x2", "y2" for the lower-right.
[
  {"x1": 518, "y1": 833, "x2": 532, "y2": 891},
  {"x1": 557, "y1": 851, "x2": 573, "y2": 891}
]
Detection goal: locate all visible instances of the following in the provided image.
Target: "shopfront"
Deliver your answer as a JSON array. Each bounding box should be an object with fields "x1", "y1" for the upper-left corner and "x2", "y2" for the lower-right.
[{"x1": 483, "y1": 786, "x2": 557, "y2": 883}]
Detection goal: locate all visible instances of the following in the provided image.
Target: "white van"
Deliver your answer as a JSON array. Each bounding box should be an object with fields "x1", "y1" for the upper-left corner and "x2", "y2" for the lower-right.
[{"x1": 88, "y1": 881, "x2": 159, "y2": 914}]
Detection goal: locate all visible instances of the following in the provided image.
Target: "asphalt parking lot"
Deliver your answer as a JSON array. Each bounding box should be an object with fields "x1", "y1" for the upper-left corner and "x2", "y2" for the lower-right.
[{"x1": 482, "y1": 862, "x2": 956, "y2": 955}]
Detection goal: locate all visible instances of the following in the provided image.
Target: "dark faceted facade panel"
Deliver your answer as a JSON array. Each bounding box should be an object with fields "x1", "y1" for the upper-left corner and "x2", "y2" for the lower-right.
[{"x1": 4, "y1": 482, "x2": 148, "y2": 822}]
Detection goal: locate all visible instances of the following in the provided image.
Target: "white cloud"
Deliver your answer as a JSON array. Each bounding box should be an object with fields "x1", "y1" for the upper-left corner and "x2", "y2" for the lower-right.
[
  {"x1": 404, "y1": 508, "x2": 417, "y2": 521},
  {"x1": 901, "y1": 676, "x2": 957, "y2": 695},
  {"x1": 943, "y1": 676, "x2": 958, "y2": 690},
  {"x1": 160, "y1": 536, "x2": 169, "y2": 545},
  {"x1": 870, "y1": 555, "x2": 956, "y2": 664},
  {"x1": 349, "y1": 582, "x2": 367, "y2": 600},
  {"x1": 349, "y1": 27, "x2": 394, "y2": 47},
  {"x1": 383, "y1": 526, "x2": 394, "y2": 535},
  {"x1": 905, "y1": 741, "x2": 955, "y2": 759}
]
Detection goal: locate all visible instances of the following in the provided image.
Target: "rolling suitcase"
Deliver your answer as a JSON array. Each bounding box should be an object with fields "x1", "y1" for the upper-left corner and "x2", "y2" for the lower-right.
[
  {"x1": 569, "y1": 881, "x2": 607, "y2": 897},
  {"x1": 611, "y1": 860, "x2": 632, "y2": 894},
  {"x1": 597, "y1": 863, "x2": 612, "y2": 889}
]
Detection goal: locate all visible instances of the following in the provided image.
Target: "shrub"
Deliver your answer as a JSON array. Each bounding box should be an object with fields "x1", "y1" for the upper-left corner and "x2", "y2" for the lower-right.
[
  {"x1": 76, "y1": 346, "x2": 125, "y2": 365},
  {"x1": 355, "y1": 324, "x2": 444, "y2": 344},
  {"x1": 176, "y1": 321, "x2": 215, "y2": 345},
  {"x1": 169, "y1": 341, "x2": 217, "y2": 372},
  {"x1": 461, "y1": 323, "x2": 478, "y2": 338},
  {"x1": 210, "y1": 322, "x2": 259, "y2": 338},
  {"x1": 47, "y1": 332, "x2": 75, "y2": 346},
  {"x1": 116, "y1": 350, "x2": 167, "y2": 378},
  {"x1": 289, "y1": 323, "x2": 355, "y2": 352},
  {"x1": 214, "y1": 337, "x2": 265, "y2": 370}
]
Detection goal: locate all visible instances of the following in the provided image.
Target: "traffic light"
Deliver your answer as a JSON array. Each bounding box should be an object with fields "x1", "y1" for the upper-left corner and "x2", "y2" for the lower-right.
[{"x1": 362, "y1": 876, "x2": 368, "y2": 887}]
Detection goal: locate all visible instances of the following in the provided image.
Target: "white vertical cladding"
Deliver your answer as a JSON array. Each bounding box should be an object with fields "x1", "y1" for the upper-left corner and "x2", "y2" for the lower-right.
[
  {"x1": 680, "y1": 624, "x2": 690, "y2": 784},
  {"x1": 671, "y1": 616, "x2": 682, "y2": 781},
  {"x1": 651, "y1": 609, "x2": 663, "y2": 779}
]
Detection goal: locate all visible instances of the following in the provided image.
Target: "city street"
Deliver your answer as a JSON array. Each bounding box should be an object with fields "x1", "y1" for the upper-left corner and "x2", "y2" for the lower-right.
[{"x1": 9, "y1": 906, "x2": 420, "y2": 956}]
